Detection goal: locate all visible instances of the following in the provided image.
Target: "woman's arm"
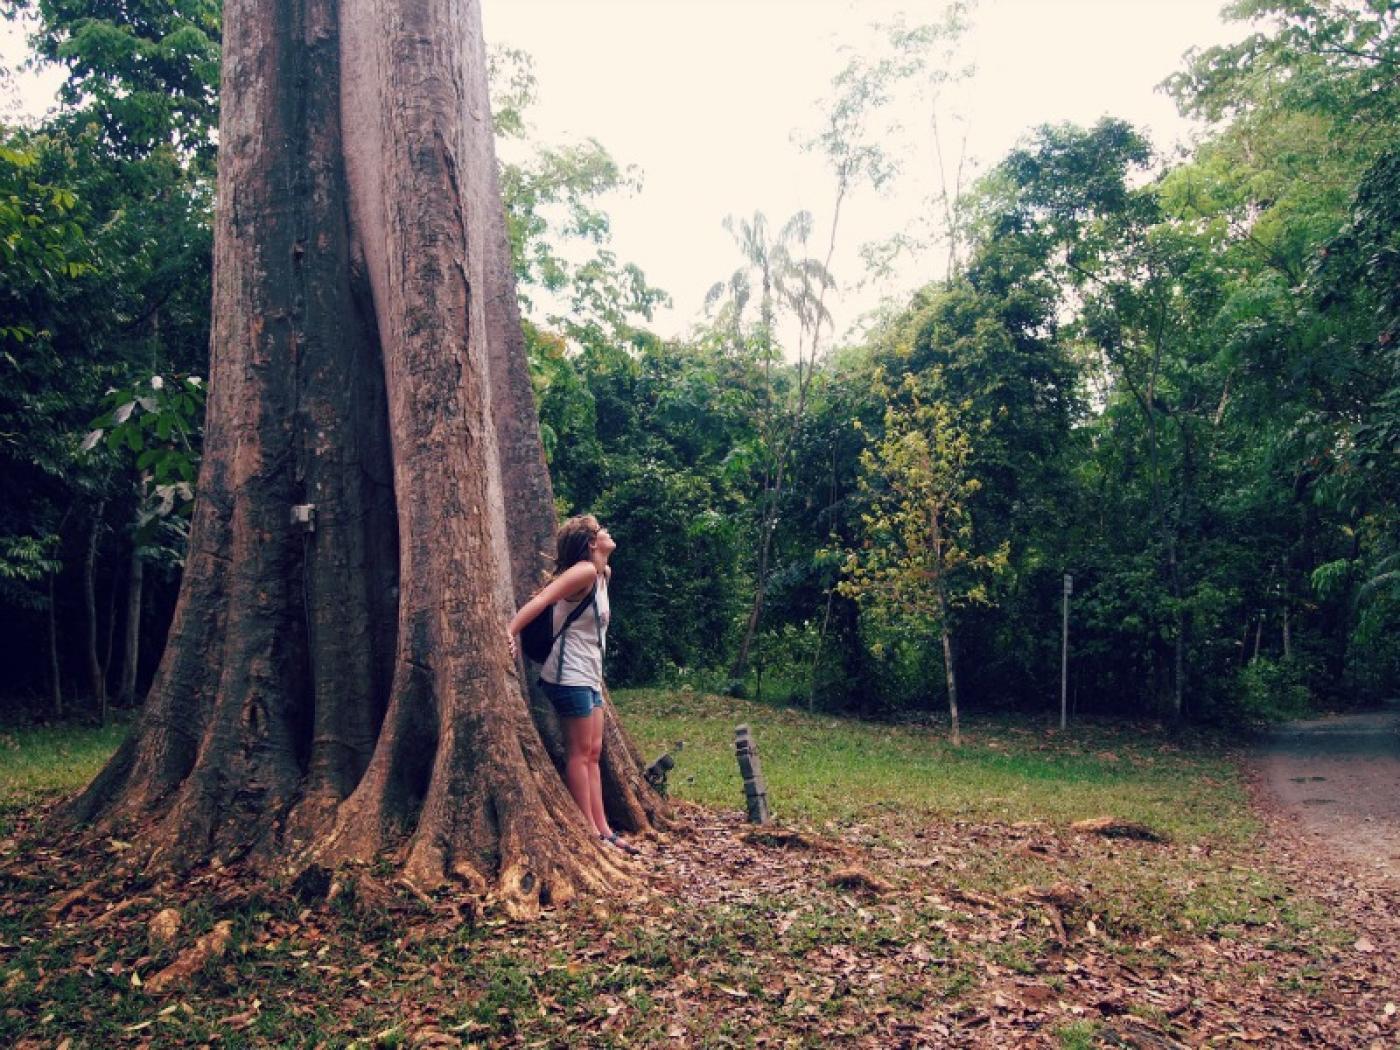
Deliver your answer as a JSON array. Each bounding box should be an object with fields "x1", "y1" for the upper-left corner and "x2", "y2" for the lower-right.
[{"x1": 507, "y1": 561, "x2": 597, "y2": 639}]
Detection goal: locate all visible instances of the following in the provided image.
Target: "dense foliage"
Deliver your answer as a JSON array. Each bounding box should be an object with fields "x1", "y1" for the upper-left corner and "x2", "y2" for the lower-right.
[
  {"x1": 1, "y1": 0, "x2": 214, "y2": 717},
  {"x1": 1, "y1": 0, "x2": 1394, "y2": 724}
]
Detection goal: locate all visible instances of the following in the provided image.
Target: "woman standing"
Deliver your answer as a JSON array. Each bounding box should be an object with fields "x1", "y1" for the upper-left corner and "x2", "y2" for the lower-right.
[{"x1": 507, "y1": 515, "x2": 637, "y2": 854}]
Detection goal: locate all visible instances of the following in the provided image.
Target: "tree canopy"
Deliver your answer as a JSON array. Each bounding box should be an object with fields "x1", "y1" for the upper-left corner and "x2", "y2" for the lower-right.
[{"x1": 1, "y1": 0, "x2": 1395, "y2": 731}]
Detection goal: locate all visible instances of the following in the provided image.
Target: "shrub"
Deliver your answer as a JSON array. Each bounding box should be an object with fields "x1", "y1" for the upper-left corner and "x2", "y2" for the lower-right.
[{"x1": 1231, "y1": 657, "x2": 1314, "y2": 724}]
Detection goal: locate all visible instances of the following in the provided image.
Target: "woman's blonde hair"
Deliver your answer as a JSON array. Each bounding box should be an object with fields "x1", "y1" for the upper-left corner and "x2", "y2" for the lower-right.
[{"x1": 554, "y1": 514, "x2": 600, "y2": 575}]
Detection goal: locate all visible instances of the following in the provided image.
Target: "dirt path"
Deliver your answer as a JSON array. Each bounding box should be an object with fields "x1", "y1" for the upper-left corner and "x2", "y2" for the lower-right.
[{"x1": 1259, "y1": 698, "x2": 1400, "y2": 885}]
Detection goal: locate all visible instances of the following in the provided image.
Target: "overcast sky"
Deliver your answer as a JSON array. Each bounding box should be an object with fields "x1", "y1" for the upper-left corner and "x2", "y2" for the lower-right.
[
  {"x1": 480, "y1": 0, "x2": 1247, "y2": 341},
  {"x1": 3, "y1": 0, "x2": 1248, "y2": 341}
]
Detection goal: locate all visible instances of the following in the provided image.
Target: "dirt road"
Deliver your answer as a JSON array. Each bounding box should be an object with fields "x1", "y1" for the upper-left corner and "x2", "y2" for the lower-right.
[{"x1": 1259, "y1": 698, "x2": 1400, "y2": 885}]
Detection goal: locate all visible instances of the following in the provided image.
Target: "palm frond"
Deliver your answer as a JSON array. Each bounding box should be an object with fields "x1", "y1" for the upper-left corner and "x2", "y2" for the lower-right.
[
  {"x1": 1357, "y1": 552, "x2": 1400, "y2": 606},
  {"x1": 779, "y1": 209, "x2": 815, "y2": 246}
]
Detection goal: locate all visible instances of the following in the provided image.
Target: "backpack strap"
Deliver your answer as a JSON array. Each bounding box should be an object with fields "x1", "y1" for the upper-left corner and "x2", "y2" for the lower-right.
[
  {"x1": 593, "y1": 577, "x2": 606, "y2": 654},
  {"x1": 552, "y1": 583, "x2": 597, "y2": 681}
]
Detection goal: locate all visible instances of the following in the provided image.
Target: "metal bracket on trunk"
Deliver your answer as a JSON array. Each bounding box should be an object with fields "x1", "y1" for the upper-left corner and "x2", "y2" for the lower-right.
[{"x1": 290, "y1": 504, "x2": 317, "y2": 533}]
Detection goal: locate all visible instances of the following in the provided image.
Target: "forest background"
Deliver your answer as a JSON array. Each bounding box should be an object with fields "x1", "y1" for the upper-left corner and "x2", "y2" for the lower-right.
[{"x1": 0, "y1": 0, "x2": 1396, "y2": 731}]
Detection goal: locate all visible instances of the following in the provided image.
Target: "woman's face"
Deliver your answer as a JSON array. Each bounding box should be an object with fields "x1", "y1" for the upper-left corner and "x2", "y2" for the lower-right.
[{"x1": 591, "y1": 526, "x2": 616, "y2": 556}]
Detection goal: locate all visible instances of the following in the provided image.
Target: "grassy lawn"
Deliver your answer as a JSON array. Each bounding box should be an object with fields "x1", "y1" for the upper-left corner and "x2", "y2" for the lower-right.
[
  {"x1": 0, "y1": 694, "x2": 1243, "y2": 841},
  {"x1": 618, "y1": 688, "x2": 1249, "y2": 843},
  {"x1": 0, "y1": 721, "x2": 128, "y2": 799},
  {"x1": 0, "y1": 693, "x2": 1373, "y2": 1048},
  {"x1": 0, "y1": 721, "x2": 127, "y2": 838}
]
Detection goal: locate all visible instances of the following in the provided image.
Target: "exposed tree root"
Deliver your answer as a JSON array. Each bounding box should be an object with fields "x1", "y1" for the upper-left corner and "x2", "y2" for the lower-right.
[
  {"x1": 741, "y1": 826, "x2": 847, "y2": 853},
  {"x1": 1070, "y1": 816, "x2": 1168, "y2": 842},
  {"x1": 827, "y1": 865, "x2": 894, "y2": 895}
]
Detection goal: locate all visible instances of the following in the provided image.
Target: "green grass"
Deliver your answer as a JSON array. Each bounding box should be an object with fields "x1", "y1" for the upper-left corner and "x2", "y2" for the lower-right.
[
  {"x1": 0, "y1": 694, "x2": 1248, "y2": 848},
  {"x1": 1057, "y1": 1020, "x2": 1101, "y2": 1048},
  {"x1": 615, "y1": 688, "x2": 1252, "y2": 844},
  {"x1": 0, "y1": 720, "x2": 126, "y2": 836},
  {"x1": 0, "y1": 721, "x2": 126, "y2": 800}
]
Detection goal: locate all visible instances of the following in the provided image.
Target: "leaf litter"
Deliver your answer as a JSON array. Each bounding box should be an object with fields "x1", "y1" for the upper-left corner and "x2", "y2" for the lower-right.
[{"x1": 0, "y1": 786, "x2": 1395, "y2": 1047}]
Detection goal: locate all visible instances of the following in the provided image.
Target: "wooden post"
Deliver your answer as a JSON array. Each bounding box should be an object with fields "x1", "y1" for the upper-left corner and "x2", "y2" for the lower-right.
[
  {"x1": 1061, "y1": 573, "x2": 1072, "y2": 730},
  {"x1": 734, "y1": 724, "x2": 771, "y2": 824}
]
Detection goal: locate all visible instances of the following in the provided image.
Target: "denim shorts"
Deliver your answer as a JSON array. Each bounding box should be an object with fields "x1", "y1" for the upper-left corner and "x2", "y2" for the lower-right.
[{"x1": 540, "y1": 680, "x2": 604, "y2": 719}]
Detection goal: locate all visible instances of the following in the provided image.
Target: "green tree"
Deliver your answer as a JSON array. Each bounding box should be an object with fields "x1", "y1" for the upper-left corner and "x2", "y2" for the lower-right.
[
  {"x1": 13, "y1": 0, "x2": 221, "y2": 162},
  {"x1": 80, "y1": 370, "x2": 205, "y2": 716},
  {"x1": 0, "y1": 126, "x2": 99, "y2": 715},
  {"x1": 2, "y1": 0, "x2": 216, "y2": 715},
  {"x1": 840, "y1": 372, "x2": 1008, "y2": 744},
  {"x1": 488, "y1": 47, "x2": 668, "y2": 351},
  {"x1": 1162, "y1": 0, "x2": 1400, "y2": 706},
  {"x1": 718, "y1": 8, "x2": 977, "y2": 684},
  {"x1": 706, "y1": 208, "x2": 833, "y2": 681}
]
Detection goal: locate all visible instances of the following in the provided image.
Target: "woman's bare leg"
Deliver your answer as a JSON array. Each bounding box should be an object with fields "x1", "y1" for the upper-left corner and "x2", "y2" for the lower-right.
[
  {"x1": 563, "y1": 714, "x2": 603, "y2": 834},
  {"x1": 587, "y1": 706, "x2": 611, "y2": 838}
]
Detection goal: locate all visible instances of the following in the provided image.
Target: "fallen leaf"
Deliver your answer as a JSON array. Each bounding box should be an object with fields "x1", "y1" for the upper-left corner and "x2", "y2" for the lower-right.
[
  {"x1": 148, "y1": 908, "x2": 181, "y2": 946},
  {"x1": 220, "y1": 999, "x2": 262, "y2": 1029},
  {"x1": 1020, "y1": 985, "x2": 1055, "y2": 1007}
]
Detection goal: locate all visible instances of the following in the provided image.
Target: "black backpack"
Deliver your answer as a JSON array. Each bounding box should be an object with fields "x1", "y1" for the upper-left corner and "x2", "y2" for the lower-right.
[{"x1": 519, "y1": 583, "x2": 597, "y2": 664}]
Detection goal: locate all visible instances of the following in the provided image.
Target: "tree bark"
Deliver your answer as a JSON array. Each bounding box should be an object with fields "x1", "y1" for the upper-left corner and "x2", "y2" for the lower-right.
[
  {"x1": 928, "y1": 507, "x2": 961, "y2": 746},
  {"x1": 60, "y1": 0, "x2": 659, "y2": 911},
  {"x1": 118, "y1": 536, "x2": 144, "y2": 705},
  {"x1": 939, "y1": 624, "x2": 960, "y2": 746},
  {"x1": 935, "y1": 590, "x2": 961, "y2": 747},
  {"x1": 48, "y1": 572, "x2": 62, "y2": 721},
  {"x1": 730, "y1": 500, "x2": 776, "y2": 682},
  {"x1": 102, "y1": 545, "x2": 118, "y2": 718},
  {"x1": 83, "y1": 501, "x2": 107, "y2": 714}
]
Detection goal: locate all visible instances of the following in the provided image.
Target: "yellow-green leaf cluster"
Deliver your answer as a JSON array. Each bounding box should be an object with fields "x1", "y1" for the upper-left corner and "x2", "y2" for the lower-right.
[{"x1": 839, "y1": 372, "x2": 1009, "y2": 640}]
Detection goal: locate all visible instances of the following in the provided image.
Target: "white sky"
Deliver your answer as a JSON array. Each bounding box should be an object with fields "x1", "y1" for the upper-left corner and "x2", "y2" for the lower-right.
[
  {"x1": 3, "y1": 0, "x2": 1248, "y2": 342},
  {"x1": 480, "y1": 0, "x2": 1247, "y2": 340}
]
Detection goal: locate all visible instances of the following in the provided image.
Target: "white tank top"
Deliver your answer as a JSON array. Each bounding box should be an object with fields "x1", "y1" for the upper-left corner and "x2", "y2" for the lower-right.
[{"x1": 539, "y1": 575, "x2": 609, "y2": 688}]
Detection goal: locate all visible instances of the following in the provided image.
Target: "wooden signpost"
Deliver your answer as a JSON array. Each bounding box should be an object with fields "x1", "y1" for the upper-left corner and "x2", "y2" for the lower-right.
[{"x1": 734, "y1": 724, "x2": 771, "y2": 824}]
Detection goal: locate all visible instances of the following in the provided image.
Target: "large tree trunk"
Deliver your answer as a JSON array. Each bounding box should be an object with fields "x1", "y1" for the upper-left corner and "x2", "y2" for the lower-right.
[{"x1": 60, "y1": 0, "x2": 659, "y2": 914}]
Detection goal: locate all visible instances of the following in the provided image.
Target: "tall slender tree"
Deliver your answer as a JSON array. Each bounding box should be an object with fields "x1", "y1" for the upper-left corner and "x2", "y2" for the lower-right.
[
  {"x1": 708, "y1": 209, "x2": 833, "y2": 681},
  {"x1": 61, "y1": 0, "x2": 661, "y2": 913}
]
